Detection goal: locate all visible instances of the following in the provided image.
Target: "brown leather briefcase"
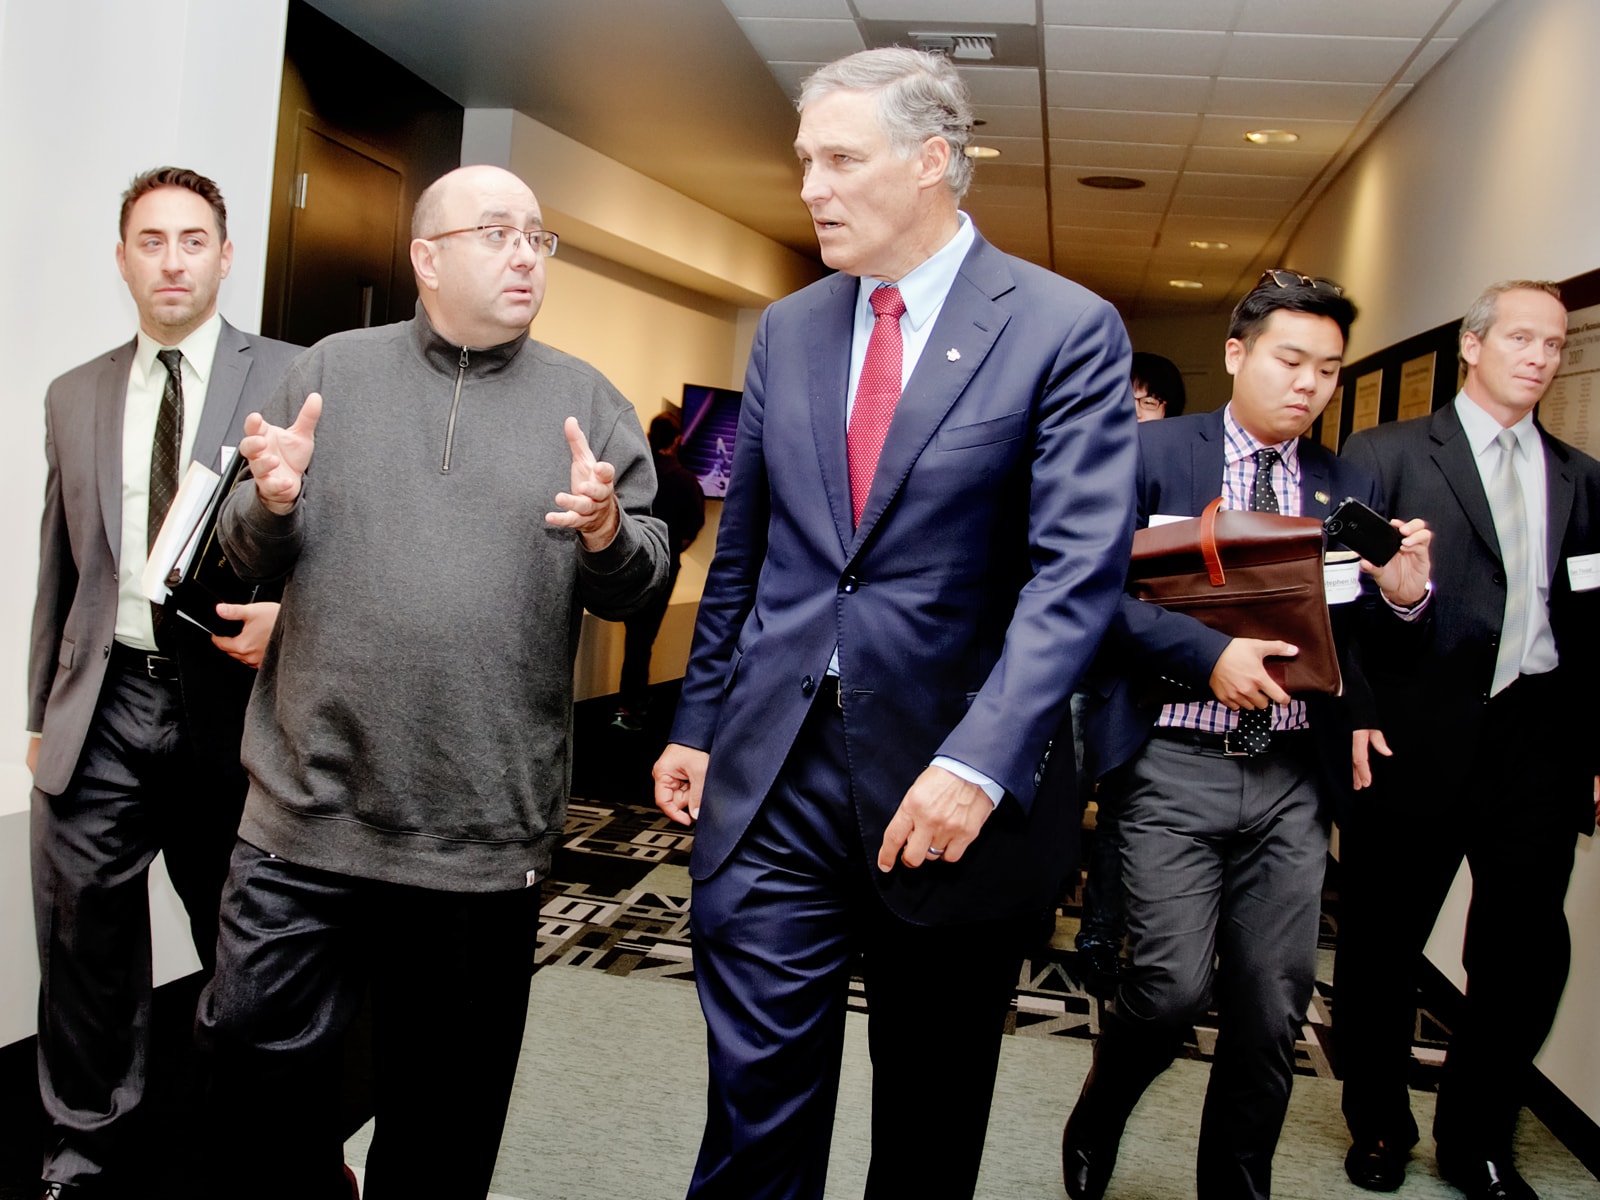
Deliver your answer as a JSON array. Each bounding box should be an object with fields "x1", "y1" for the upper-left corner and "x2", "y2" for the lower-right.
[{"x1": 1127, "y1": 496, "x2": 1341, "y2": 699}]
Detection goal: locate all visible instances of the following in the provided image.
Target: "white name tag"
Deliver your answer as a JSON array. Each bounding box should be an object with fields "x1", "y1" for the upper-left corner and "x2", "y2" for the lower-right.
[
  {"x1": 1324, "y1": 554, "x2": 1361, "y2": 605},
  {"x1": 1149, "y1": 513, "x2": 1188, "y2": 527},
  {"x1": 1568, "y1": 552, "x2": 1600, "y2": 592}
]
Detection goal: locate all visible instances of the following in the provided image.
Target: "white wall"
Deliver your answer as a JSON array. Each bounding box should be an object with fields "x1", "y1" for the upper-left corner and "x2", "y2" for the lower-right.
[
  {"x1": 1288, "y1": 0, "x2": 1600, "y2": 1125},
  {"x1": 0, "y1": 0, "x2": 290, "y2": 1043},
  {"x1": 1287, "y1": 0, "x2": 1600, "y2": 360}
]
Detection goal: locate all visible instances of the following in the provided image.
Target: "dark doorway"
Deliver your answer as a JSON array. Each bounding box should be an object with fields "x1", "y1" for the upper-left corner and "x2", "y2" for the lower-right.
[{"x1": 281, "y1": 118, "x2": 402, "y2": 348}]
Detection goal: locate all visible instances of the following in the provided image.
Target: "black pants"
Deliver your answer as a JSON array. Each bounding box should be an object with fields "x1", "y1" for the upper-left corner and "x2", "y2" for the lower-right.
[
  {"x1": 32, "y1": 647, "x2": 244, "y2": 1189},
  {"x1": 197, "y1": 841, "x2": 542, "y2": 1200},
  {"x1": 619, "y1": 559, "x2": 680, "y2": 712},
  {"x1": 1335, "y1": 676, "x2": 1578, "y2": 1159},
  {"x1": 687, "y1": 698, "x2": 1029, "y2": 1200}
]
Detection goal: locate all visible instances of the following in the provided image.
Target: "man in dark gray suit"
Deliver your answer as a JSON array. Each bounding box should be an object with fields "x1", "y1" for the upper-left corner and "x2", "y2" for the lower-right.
[
  {"x1": 1335, "y1": 281, "x2": 1600, "y2": 1200},
  {"x1": 26, "y1": 166, "x2": 299, "y2": 1198}
]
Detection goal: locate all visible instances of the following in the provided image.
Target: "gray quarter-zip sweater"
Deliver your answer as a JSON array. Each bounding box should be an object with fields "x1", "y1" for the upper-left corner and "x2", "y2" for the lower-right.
[{"x1": 219, "y1": 305, "x2": 669, "y2": 891}]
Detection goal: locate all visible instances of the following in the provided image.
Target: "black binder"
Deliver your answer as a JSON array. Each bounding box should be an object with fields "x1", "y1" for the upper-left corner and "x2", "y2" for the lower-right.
[{"x1": 165, "y1": 459, "x2": 258, "y2": 637}]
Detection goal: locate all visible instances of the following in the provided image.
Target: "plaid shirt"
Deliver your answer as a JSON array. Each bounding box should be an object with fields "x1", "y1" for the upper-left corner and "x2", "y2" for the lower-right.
[{"x1": 1157, "y1": 407, "x2": 1311, "y2": 734}]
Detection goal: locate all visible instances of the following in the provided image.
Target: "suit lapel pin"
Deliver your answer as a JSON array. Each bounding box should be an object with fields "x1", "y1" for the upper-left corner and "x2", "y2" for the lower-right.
[
  {"x1": 1314, "y1": 490, "x2": 1330, "y2": 505},
  {"x1": 946, "y1": 348, "x2": 961, "y2": 362}
]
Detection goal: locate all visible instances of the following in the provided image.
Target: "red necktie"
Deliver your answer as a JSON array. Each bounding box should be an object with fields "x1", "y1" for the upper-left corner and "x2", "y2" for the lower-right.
[{"x1": 847, "y1": 286, "x2": 907, "y2": 527}]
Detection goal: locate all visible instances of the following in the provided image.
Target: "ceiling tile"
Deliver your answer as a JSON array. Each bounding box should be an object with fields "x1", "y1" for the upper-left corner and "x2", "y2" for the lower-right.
[
  {"x1": 1400, "y1": 38, "x2": 1455, "y2": 84},
  {"x1": 1045, "y1": 209, "x2": 1163, "y2": 233},
  {"x1": 1050, "y1": 226, "x2": 1157, "y2": 249},
  {"x1": 736, "y1": 17, "x2": 864, "y2": 62},
  {"x1": 1050, "y1": 176, "x2": 1172, "y2": 212},
  {"x1": 958, "y1": 66, "x2": 1041, "y2": 107},
  {"x1": 1043, "y1": 27, "x2": 1228, "y2": 75},
  {"x1": 1169, "y1": 193, "x2": 1291, "y2": 219},
  {"x1": 1049, "y1": 139, "x2": 1189, "y2": 172},
  {"x1": 1049, "y1": 107, "x2": 1202, "y2": 144},
  {"x1": 766, "y1": 61, "x2": 824, "y2": 100},
  {"x1": 1175, "y1": 172, "x2": 1307, "y2": 201},
  {"x1": 967, "y1": 135, "x2": 1046, "y2": 166},
  {"x1": 721, "y1": 0, "x2": 852, "y2": 16},
  {"x1": 1232, "y1": 0, "x2": 1449, "y2": 37},
  {"x1": 1057, "y1": 165, "x2": 1179, "y2": 193},
  {"x1": 967, "y1": 162, "x2": 1047, "y2": 190},
  {"x1": 966, "y1": 182, "x2": 1049, "y2": 209},
  {"x1": 1438, "y1": 0, "x2": 1503, "y2": 38},
  {"x1": 1045, "y1": 71, "x2": 1213, "y2": 114},
  {"x1": 972, "y1": 104, "x2": 1042, "y2": 138},
  {"x1": 856, "y1": 0, "x2": 1036, "y2": 19},
  {"x1": 1221, "y1": 33, "x2": 1419, "y2": 84},
  {"x1": 1159, "y1": 214, "x2": 1285, "y2": 241},
  {"x1": 1196, "y1": 114, "x2": 1356, "y2": 154},
  {"x1": 1209, "y1": 78, "x2": 1382, "y2": 122},
  {"x1": 1182, "y1": 144, "x2": 1326, "y2": 176},
  {"x1": 1040, "y1": 0, "x2": 1240, "y2": 30}
]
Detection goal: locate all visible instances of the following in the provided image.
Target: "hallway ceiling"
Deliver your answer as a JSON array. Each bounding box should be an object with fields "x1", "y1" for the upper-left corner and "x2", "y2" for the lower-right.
[{"x1": 306, "y1": 0, "x2": 1502, "y2": 317}]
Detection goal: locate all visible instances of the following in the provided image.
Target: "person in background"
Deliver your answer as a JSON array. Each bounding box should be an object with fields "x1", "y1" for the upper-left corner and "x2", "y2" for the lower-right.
[
  {"x1": 27, "y1": 165, "x2": 297, "y2": 1199},
  {"x1": 1334, "y1": 280, "x2": 1600, "y2": 1200},
  {"x1": 1062, "y1": 270, "x2": 1432, "y2": 1200},
  {"x1": 1074, "y1": 349, "x2": 1189, "y2": 995},
  {"x1": 1131, "y1": 350, "x2": 1187, "y2": 421},
  {"x1": 614, "y1": 412, "x2": 706, "y2": 731}
]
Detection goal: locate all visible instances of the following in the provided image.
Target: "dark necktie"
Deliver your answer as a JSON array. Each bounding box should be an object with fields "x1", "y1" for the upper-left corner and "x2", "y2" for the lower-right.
[
  {"x1": 149, "y1": 348, "x2": 185, "y2": 633},
  {"x1": 847, "y1": 286, "x2": 907, "y2": 527},
  {"x1": 1236, "y1": 448, "x2": 1281, "y2": 754},
  {"x1": 150, "y1": 348, "x2": 185, "y2": 549}
]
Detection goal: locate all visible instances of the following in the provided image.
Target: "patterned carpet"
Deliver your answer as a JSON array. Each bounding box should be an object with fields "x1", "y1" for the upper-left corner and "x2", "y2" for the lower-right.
[{"x1": 546, "y1": 688, "x2": 1453, "y2": 1086}]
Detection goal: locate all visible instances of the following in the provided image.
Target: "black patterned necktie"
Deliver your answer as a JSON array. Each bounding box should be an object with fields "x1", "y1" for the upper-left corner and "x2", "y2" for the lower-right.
[
  {"x1": 1236, "y1": 448, "x2": 1281, "y2": 753},
  {"x1": 149, "y1": 348, "x2": 184, "y2": 633},
  {"x1": 150, "y1": 348, "x2": 185, "y2": 549}
]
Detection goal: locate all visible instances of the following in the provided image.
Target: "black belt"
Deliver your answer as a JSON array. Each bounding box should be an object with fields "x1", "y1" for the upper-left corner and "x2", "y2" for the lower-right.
[
  {"x1": 1150, "y1": 725, "x2": 1313, "y2": 757},
  {"x1": 110, "y1": 642, "x2": 180, "y2": 683}
]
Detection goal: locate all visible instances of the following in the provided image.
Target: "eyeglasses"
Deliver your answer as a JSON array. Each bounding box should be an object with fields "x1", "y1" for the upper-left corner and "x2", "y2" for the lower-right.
[
  {"x1": 1258, "y1": 268, "x2": 1342, "y2": 296},
  {"x1": 1133, "y1": 392, "x2": 1165, "y2": 413},
  {"x1": 424, "y1": 225, "x2": 560, "y2": 257}
]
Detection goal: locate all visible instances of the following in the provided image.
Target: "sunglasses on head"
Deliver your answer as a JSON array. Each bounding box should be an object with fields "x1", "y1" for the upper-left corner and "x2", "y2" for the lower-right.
[{"x1": 1258, "y1": 268, "x2": 1343, "y2": 297}]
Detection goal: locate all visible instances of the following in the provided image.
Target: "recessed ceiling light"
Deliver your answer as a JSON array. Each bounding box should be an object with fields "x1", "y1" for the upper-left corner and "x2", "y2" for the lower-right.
[
  {"x1": 1244, "y1": 129, "x2": 1299, "y2": 145},
  {"x1": 964, "y1": 145, "x2": 1001, "y2": 159},
  {"x1": 1078, "y1": 175, "x2": 1145, "y2": 190},
  {"x1": 1188, "y1": 240, "x2": 1231, "y2": 250},
  {"x1": 1168, "y1": 279, "x2": 1204, "y2": 289}
]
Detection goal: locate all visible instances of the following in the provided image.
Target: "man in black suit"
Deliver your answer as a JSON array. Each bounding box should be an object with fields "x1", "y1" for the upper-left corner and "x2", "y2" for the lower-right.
[
  {"x1": 1335, "y1": 281, "x2": 1600, "y2": 1200},
  {"x1": 26, "y1": 166, "x2": 299, "y2": 1198},
  {"x1": 1061, "y1": 272, "x2": 1433, "y2": 1200}
]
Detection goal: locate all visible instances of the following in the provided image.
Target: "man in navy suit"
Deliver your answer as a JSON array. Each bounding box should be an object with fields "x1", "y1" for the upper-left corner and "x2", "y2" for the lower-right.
[
  {"x1": 1334, "y1": 281, "x2": 1600, "y2": 1200},
  {"x1": 26, "y1": 167, "x2": 298, "y2": 1197},
  {"x1": 653, "y1": 47, "x2": 1138, "y2": 1199},
  {"x1": 1061, "y1": 273, "x2": 1433, "y2": 1200}
]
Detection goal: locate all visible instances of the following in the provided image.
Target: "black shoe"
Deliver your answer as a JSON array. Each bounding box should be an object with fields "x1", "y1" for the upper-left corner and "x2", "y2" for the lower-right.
[
  {"x1": 1344, "y1": 1139, "x2": 1410, "y2": 1192},
  {"x1": 1061, "y1": 1103, "x2": 1121, "y2": 1200},
  {"x1": 1437, "y1": 1152, "x2": 1539, "y2": 1200},
  {"x1": 1074, "y1": 939, "x2": 1122, "y2": 1000}
]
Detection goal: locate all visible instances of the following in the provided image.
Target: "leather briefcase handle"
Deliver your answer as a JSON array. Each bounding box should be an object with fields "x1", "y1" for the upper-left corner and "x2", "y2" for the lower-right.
[{"x1": 1200, "y1": 496, "x2": 1225, "y2": 586}]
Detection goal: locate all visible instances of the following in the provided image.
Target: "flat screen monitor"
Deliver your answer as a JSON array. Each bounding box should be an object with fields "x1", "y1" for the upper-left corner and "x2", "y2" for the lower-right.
[{"x1": 679, "y1": 383, "x2": 742, "y2": 499}]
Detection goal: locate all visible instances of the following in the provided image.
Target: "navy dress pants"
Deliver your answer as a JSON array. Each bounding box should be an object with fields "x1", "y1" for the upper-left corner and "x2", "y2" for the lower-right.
[{"x1": 687, "y1": 695, "x2": 1030, "y2": 1200}]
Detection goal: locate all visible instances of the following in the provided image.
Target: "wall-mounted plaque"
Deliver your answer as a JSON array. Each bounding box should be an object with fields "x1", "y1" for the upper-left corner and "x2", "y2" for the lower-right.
[
  {"x1": 1398, "y1": 353, "x2": 1436, "y2": 422},
  {"x1": 1352, "y1": 371, "x2": 1382, "y2": 433}
]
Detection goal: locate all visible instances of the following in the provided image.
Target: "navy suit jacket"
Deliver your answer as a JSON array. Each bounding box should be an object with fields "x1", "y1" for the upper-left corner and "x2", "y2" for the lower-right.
[
  {"x1": 670, "y1": 234, "x2": 1139, "y2": 924},
  {"x1": 1343, "y1": 403, "x2": 1600, "y2": 832},
  {"x1": 1083, "y1": 408, "x2": 1413, "y2": 818},
  {"x1": 28, "y1": 320, "x2": 301, "y2": 795}
]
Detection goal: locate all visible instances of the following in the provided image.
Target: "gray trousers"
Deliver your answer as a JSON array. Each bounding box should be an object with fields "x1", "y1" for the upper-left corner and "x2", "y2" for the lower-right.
[{"x1": 1109, "y1": 733, "x2": 1328, "y2": 1200}]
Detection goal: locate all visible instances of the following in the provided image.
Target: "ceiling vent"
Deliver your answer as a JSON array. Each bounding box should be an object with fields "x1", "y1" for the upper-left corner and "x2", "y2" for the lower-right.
[{"x1": 912, "y1": 31, "x2": 996, "y2": 61}]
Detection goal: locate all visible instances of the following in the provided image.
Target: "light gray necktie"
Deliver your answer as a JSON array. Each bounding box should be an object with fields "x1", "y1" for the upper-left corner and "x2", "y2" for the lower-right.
[{"x1": 1487, "y1": 429, "x2": 1528, "y2": 695}]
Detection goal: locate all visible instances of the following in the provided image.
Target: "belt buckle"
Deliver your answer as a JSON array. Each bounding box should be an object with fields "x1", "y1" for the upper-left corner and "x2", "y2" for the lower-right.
[
  {"x1": 146, "y1": 654, "x2": 175, "y2": 682},
  {"x1": 1221, "y1": 730, "x2": 1252, "y2": 757}
]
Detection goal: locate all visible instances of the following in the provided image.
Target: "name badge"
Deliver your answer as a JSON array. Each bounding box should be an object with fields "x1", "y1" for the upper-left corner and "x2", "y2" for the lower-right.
[
  {"x1": 1568, "y1": 552, "x2": 1600, "y2": 592},
  {"x1": 1324, "y1": 552, "x2": 1361, "y2": 605}
]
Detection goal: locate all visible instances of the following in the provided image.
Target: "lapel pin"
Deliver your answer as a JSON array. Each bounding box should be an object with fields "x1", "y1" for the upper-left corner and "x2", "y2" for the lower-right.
[
  {"x1": 946, "y1": 348, "x2": 961, "y2": 362},
  {"x1": 1314, "y1": 490, "x2": 1330, "y2": 505}
]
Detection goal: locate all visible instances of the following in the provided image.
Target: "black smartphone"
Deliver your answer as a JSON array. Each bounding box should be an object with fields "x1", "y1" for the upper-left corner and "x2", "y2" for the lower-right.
[{"x1": 1323, "y1": 497, "x2": 1402, "y2": 566}]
